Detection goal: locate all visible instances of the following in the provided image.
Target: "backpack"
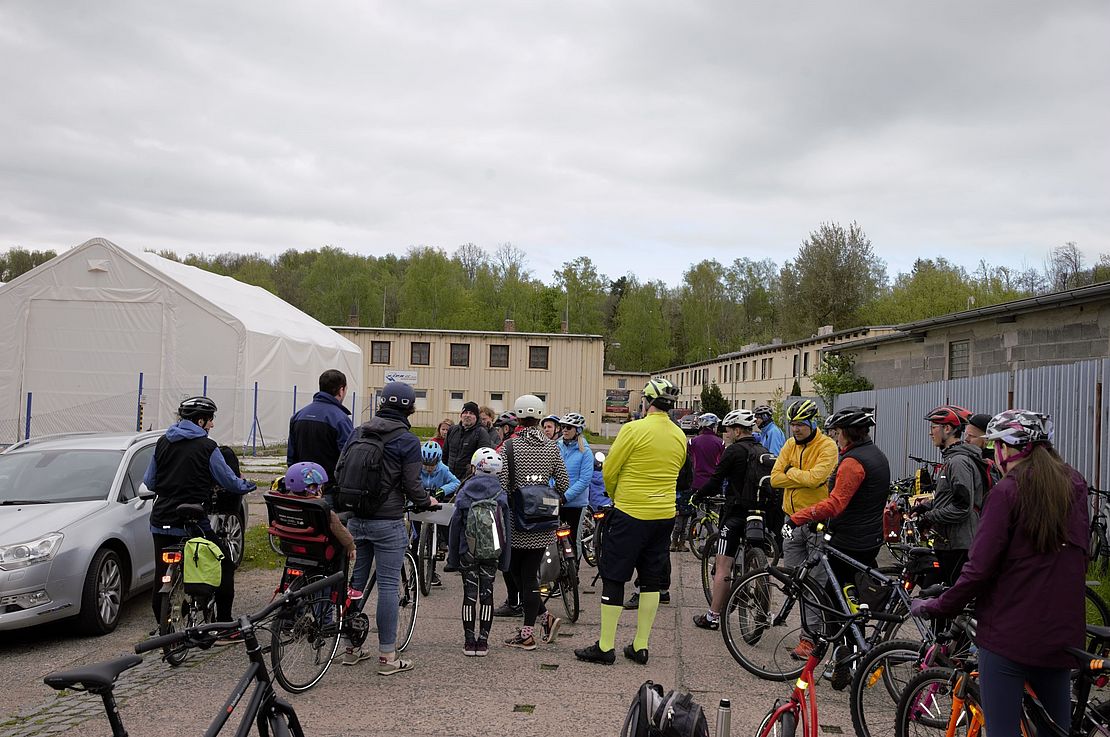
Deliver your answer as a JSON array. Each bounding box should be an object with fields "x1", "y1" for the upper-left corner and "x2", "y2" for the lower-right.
[
  {"x1": 620, "y1": 681, "x2": 710, "y2": 737},
  {"x1": 333, "y1": 427, "x2": 403, "y2": 518},
  {"x1": 465, "y1": 497, "x2": 503, "y2": 561},
  {"x1": 969, "y1": 454, "x2": 997, "y2": 512},
  {"x1": 183, "y1": 537, "x2": 224, "y2": 598},
  {"x1": 739, "y1": 441, "x2": 775, "y2": 507}
]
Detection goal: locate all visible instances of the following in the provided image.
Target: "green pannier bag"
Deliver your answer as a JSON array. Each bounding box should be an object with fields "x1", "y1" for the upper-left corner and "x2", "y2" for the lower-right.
[{"x1": 183, "y1": 537, "x2": 224, "y2": 598}]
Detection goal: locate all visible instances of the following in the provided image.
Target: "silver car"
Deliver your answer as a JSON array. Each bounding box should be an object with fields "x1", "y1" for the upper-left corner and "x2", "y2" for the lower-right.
[{"x1": 0, "y1": 431, "x2": 249, "y2": 635}]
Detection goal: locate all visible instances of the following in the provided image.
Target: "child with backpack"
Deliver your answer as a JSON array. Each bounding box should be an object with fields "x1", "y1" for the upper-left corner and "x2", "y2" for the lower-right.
[{"x1": 446, "y1": 447, "x2": 511, "y2": 656}]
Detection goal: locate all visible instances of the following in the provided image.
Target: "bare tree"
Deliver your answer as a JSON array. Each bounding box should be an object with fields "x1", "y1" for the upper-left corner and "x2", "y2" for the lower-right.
[
  {"x1": 453, "y1": 242, "x2": 487, "y2": 284},
  {"x1": 1048, "y1": 241, "x2": 1085, "y2": 291}
]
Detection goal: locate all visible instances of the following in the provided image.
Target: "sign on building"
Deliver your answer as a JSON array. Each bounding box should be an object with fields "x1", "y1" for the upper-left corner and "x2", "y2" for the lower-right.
[
  {"x1": 385, "y1": 369, "x2": 417, "y2": 385},
  {"x1": 605, "y1": 388, "x2": 630, "y2": 415}
]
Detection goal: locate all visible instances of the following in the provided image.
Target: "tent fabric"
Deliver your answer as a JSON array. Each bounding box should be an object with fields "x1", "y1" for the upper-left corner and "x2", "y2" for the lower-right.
[{"x1": 0, "y1": 238, "x2": 363, "y2": 446}]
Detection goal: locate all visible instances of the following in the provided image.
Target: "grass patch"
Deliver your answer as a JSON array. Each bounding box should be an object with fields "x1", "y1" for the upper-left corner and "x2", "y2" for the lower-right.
[{"x1": 241, "y1": 523, "x2": 285, "y2": 571}]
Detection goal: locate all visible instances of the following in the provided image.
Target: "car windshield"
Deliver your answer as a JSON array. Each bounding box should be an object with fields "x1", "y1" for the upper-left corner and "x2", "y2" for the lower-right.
[{"x1": 0, "y1": 449, "x2": 124, "y2": 503}]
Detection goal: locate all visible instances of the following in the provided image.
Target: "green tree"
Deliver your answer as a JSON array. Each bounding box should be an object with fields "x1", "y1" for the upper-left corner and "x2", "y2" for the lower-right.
[
  {"x1": 554, "y1": 256, "x2": 608, "y2": 335},
  {"x1": 0, "y1": 247, "x2": 57, "y2": 281},
  {"x1": 810, "y1": 353, "x2": 873, "y2": 414},
  {"x1": 397, "y1": 247, "x2": 467, "y2": 328},
  {"x1": 611, "y1": 278, "x2": 674, "y2": 371},
  {"x1": 725, "y1": 257, "x2": 778, "y2": 343},
  {"x1": 677, "y1": 259, "x2": 731, "y2": 362},
  {"x1": 700, "y1": 382, "x2": 731, "y2": 419},
  {"x1": 790, "y1": 378, "x2": 802, "y2": 396}
]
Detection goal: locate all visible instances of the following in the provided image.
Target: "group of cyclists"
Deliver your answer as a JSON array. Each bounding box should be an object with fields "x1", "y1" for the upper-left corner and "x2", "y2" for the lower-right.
[{"x1": 142, "y1": 366, "x2": 1091, "y2": 735}]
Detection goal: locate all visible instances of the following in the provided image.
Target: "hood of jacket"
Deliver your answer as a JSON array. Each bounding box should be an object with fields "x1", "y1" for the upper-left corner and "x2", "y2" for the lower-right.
[
  {"x1": 942, "y1": 441, "x2": 983, "y2": 464},
  {"x1": 165, "y1": 419, "x2": 208, "y2": 442},
  {"x1": 364, "y1": 409, "x2": 411, "y2": 434}
]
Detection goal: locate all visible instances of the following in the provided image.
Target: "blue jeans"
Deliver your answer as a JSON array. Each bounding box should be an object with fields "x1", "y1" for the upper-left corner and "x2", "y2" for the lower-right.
[
  {"x1": 348, "y1": 517, "x2": 408, "y2": 654},
  {"x1": 978, "y1": 647, "x2": 1072, "y2": 737}
]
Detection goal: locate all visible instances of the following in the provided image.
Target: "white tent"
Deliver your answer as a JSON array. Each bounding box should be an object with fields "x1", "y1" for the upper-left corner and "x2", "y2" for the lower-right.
[{"x1": 0, "y1": 238, "x2": 363, "y2": 447}]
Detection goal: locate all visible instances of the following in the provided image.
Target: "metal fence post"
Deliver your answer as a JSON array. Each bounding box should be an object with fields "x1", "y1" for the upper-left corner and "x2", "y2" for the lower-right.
[
  {"x1": 252, "y1": 381, "x2": 259, "y2": 456},
  {"x1": 352, "y1": 391, "x2": 357, "y2": 423},
  {"x1": 203, "y1": 375, "x2": 208, "y2": 397},
  {"x1": 136, "y1": 372, "x2": 144, "y2": 432},
  {"x1": 292, "y1": 385, "x2": 297, "y2": 415},
  {"x1": 24, "y1": 392, "x2": 31, "y2": 440}
]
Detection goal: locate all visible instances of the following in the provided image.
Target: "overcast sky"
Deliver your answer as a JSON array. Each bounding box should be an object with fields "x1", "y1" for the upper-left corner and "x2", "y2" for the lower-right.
[{"x1": 2, "y1": 2, "x2": 1107, "y2": 286}]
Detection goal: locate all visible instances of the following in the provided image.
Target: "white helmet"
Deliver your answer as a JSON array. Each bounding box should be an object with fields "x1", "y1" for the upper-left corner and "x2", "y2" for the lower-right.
[
  {"x1": 722, "y1": 409, "x2": 757, "y2": 429},
  {"x1": 697, "y1": 413, "x2": 720, "y2": 428},
  {"x1": 560, "y1": 412, "x2": 586, "y2": 429},
  {"x1": 471, "y1": 447, "x2": 503, "y2": 475},
  {"x1": 514, "y1": 394, "x2": 545, "y2": 418}
]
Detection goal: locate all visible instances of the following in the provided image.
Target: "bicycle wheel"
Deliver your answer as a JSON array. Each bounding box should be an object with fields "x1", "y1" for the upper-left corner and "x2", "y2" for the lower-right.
[
  {"x1": 396, "y1": 552, "x2": 420, "y2": 652},
  {"x1": 269, "y1": 574, "x2": 342, "y2": 694},
  {"x1": 692, "y1": 519, "x2": 717, "y2": 561},
  {"x1": 158, "y1": 573, "x2": 207, "y2": 667},
  {"x1": 721, "y1": 569, "x2": 828, "y2": 681},
  {"x1": 757, "y1": 702, "x2": 799, "y2": 737},
  {"x1": 1087, "y1": 585, "x2": 1110, "y2": 628},
  {"x1": 895, "y1": 667, "x2": 972, "y2": 737},
  {"x1": 700, "y1": 534, "x2": 720, "y2": 606},
  {"x1": 745, "y1": 544, "x2": 770, "y2": 576},
  {"x1": 560, "y1": 561, "x2": 580, "y2": 622},
  {"x1": 418, "y1": 525, "x2": 433, "y2": 597},
  {"x1": 269, "y1": 532, "x2": 284, "y2": 555},
  {"x1": 578, "y1": 513, "x2": 598, "y2": 567},
  {"x1": 850, "y1": 639, "x2": 924, "y2": 737}
]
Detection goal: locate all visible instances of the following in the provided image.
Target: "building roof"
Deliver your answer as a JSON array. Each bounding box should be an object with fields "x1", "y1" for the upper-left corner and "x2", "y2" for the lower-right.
[{"x1": 335, "y1": 326, "x2": 603, "y2": 340}]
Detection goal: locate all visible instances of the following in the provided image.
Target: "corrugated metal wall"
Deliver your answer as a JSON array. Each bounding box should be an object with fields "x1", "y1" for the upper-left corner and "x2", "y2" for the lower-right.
[{"x1": 837, "y1": 361, "x2": 1107, "y2": 484}]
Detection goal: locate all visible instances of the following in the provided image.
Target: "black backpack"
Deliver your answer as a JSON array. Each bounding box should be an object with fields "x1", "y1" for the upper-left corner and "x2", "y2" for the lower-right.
[
  {"x1": 739, "y1": 441, "x2": 776, "y2": 507},
  {"x1": 621, "y1": 681, "x2": 710, "y2": 737},
  {"x1": 333, "y1": 427, "x2": 403, "y2": 517}
]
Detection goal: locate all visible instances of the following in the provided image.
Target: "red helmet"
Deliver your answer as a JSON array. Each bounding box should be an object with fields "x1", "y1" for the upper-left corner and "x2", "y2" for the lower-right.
[{"x1": 925, "y1": 405, "x2": 972, "y2": 428}]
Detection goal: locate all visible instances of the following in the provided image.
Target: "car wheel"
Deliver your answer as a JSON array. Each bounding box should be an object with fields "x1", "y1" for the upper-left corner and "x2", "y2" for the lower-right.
[
  {"x1": 78, "y1": 548, "x2": 124, "y2": 635},
  {"x1": 224, "y1": 511, "x2": 245, "y2": 569}
]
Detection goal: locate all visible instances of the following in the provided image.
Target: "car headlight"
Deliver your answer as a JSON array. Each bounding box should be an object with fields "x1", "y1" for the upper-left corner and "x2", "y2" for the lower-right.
[{"x1": 0, "y1": 533, "x2": 64, "y2": 570}]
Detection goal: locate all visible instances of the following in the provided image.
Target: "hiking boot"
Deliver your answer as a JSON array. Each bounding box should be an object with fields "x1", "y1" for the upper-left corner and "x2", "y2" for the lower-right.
[
  {"x1": 623, "y1": 643, "x2": 649, "y2": 665},
  {"x1": 692, "y1": 613, "x2": 720, "y2": 630},
  {"x1": 504, "y1": 630, "x2": 537, "y2": 650},
  {"x1": 473, "y1": 640, "x2": 489, "y2": 657},
  {"x1": 540, "y1": 611, "x2": 563, "y2": 644},
  {"x1": 623, "y1": 593, "x2": 640, "y2": 610},
  {"x1": 493, "y1": 601, "x2": 523, "y2": 617},
  {"x1": 574, "y1": 641, "x2": 616, "y2": 665},
  {"x1": 342, "y1": 645, "x2": 374, "y2": 666},
  {"x1": 789, "y1": 638, "x2": 815, "y2": 661}
]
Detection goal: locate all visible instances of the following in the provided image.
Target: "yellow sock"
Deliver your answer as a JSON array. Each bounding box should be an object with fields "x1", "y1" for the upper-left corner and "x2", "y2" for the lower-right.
[
  {"x1": 599, "y1": 604, "x2": 622, "y2": 652},
  {"x1": 633, "y1": 591, "x2": 660, "y2": 651}
]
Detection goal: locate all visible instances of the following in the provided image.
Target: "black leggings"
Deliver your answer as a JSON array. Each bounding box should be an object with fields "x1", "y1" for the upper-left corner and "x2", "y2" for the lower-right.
[
  {"x1": 509, "y1": 546, "x2": 547, "y2": 627},
  {"x1": 462, "y1": 556, "x2": 497, "y2": 643},
  {"x1": 152, "y1": 532, "x2": 235, "y2": 622}
]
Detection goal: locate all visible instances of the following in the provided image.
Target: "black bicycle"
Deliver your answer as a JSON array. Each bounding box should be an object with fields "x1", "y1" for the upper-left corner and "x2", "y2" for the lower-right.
[
  {"x1": 700, "y1": 499, "x2": 781, "y2": 606},
  {"x1": 540, "y1": 523, "x2": 580, "y2": 622},
  {"x1": 43, "y1": 571, "x2": 343, "y2": 737},
  {"x1": 155, "y1": 502, "x2": 222, "y2": 667}
]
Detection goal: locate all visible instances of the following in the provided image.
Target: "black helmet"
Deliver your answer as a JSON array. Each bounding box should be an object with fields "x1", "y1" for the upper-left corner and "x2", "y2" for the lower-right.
[
  {"x1": 178, "y1": 396, "x2": 217, "y2": 421},
  {"x1": 380, "y1": 382, "x2": 416, "y2": 415},
  {"x1": 824, "y1": 406, "x2": 876, "y2": 430}
]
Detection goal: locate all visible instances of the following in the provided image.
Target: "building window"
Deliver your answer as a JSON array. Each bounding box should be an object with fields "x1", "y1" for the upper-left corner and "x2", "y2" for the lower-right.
[
  {"x1": 529, "y1": 346, "x2": 550, "y2": 370},
  {"x1": 803, "y1": 351, "x2": 810, "y2": 376},
  {"x1": 489, "y1": 344, "x2": 509, "y2": 368},
  {"x1": 792, "y1": 354, "x2": 799, "y2": 377},
  {"x1": 534, "y1": 393, "x2": 547, "y2": 403},
  {"x1": 410, "y1": 341, "x2": 430, "y2": 366},
  {"x1": 949, "y1": 340, "x2": 970, "y2": 379},
  {"x1": 370, "y1": 340, "x2": 391, "y2": 364},
  {"x1": 760, "y1": 359, "x2": 768, "y2": 380},
  {"x1": 450, "y1": 343, "x2": 470, "y2": 367},
  {"x1": 742, "y1": 362, "x2": 747, "y2": 381},
  {"x1": 489, "y1": 392, "x2": 505, "y2": 411},
  {"x1": 449, "y1": 390, "x2": 464, "y2": 412},
  {"x1": 618, "y1": 379, "x2": 627, "y2": 389},
  {"x1": 414, "y1": 389, "x2": 429, "y2": 411}
]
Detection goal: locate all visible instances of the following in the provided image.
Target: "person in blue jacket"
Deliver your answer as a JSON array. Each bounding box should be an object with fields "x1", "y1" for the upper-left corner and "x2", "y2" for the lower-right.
[
  {"x1": 556, "y1": 412, "x2": 593, "y2": 560},
  {"x1": 418, "y1": 441, "x2": 460, "y2": 587},
  {"x1": 753, "y1": 404, "x2": 786, "y2": 455}
]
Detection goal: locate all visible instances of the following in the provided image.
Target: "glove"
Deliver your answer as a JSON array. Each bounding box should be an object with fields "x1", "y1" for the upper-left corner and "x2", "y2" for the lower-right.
[
  {"x1": 911, "y1": 501, "x2": 932, "y2": 516},
  {"x1": 781, "y1": 520, "x2": 798, "y2": 541},
  {"x1": 909, "y1": 598, "x2": 933, "y2": 619}
]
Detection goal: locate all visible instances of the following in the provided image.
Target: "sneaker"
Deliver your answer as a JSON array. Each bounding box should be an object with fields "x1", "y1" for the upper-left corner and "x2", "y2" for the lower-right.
[
  {"x1": 830, "y1": 662, "x2": 852, "y2": 691},
  {"x1": 377, "y1": 656, "x2": 414, "y2": 676},
  {"x1": 692, "y1": 613, "x2": 720, "y2": 630},
  {"x1": 463, "y1": 638, "x2": 478, "y2": 656},
  {"x1": 342, "y1": 646, "x2": 374, "y2": 666},
  {"x1": 493, "y1": 602, "x2": 523, "y2": 617},
  {"x1": 214, "y1": 630, "x2": 243, "y2": 647},
  {"x1": 430, "y1": 573, "x2": 442, "y2": 587},
  {"x1": 473, "y1": 640, "x2": 489, "y2": 657},
  {"x1": 623, "y1": 593, "x2": 640, "y2": 610},
  {"x1": 504, "y1": 630, "x2": 537, "y2": 650},
  {"x1": 574, "y1": 641, "x2": 616, "y2": 665},
  {"x1": 789, "y1": 638, "x2": 815, "y2": 661},
  {"x1": 623, "y1": 643, "x2": 649, "y2": 665},
  {"x1": 540, "y1": 611, "x2": 563, "y2": 644},
  {"x1": 660, "y1": 591, "x2": 671, "y2": 605}
]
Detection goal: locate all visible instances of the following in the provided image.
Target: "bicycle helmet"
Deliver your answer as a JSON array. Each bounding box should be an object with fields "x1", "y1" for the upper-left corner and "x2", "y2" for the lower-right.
[
  {"x1": 542, "y1": 413, "x2": 562, "y2": 425},
  {"x1": 642, "y1": 378, "x2": 679, "y2": 409},
  {"x1": 178, "y1": 396, "x2": 217, "y2": 421},
  {"x1": 494, "y1": 411, "x2": 518, "y2": 429},
  {"x1": 697, "y1": 413, "x2": 720, "y2": 429},
  {"x1": 471, "y1": 446, "x2": 503, "y2": 475},
  {"x1": 721, "y1": 409, "x2": 757, "y2": 428},
  {"x1": 514, "y1": 394, "x2": 545, "y2": 418},
  {"x1": 753, "y1": 404, "x2": 773, "y2": 418},
  {"x1": 925, "y1": 405, "x2": 972, "y2": 428},
  {"x1": 560, "y1": 412, "x2": 586, "y2": 429},
  {"x1": 284, "y1": 461, "x2": 328, "y2": 494},
  {"x1": 785, "y1": 399, "x2": 819, "y2": 423},
  {"x1": 824, "y1": 406, "x2": 876, "y2": 429},
  {"x1": 984, "y1": 409, "x2": 1053, "y2": 448},
  {"x1": 380, "y1": 381, "x2": 416, "y2": 415},
  {"x1": 420, "y1": 441, "x2": 442, "y2": 465}
]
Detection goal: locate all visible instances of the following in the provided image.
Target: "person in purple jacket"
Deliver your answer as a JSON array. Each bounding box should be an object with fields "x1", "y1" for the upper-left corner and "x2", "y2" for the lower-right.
[
  {"x1": 689, "y1": 413, "x2": 724, "y2": 494},
  {"x1": 910, "y1": 410, "x2": 1088, "y2": 737}
]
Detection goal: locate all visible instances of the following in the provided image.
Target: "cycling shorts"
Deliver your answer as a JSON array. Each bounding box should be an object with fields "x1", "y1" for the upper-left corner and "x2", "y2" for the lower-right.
[
  {"x1": 598, "y1": 507, "x2": 673, "y2": 590},
  {"x1": 715, "y1": 514, "x2": 748, "y2": 559}
]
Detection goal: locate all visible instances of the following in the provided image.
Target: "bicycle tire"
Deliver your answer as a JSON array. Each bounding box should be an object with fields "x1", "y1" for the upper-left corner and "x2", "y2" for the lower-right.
[
  {"x1": 1087, "y1": 585, "x2": 1110, "y2": 628},
  {"x1": 692, "y1": 520, "x2": 717, "y2": 561},
  {"x1": 850, "y1": 638, "x2": 923, "y2": 737},
  {"x1": 397, "y1": 551, "x2": 420, "y2": 651},
  {"x1": 700, "y1": 534, "x2": 720, "y2": 605},
  {"x1": 159, "y1": 572, "x2": 210, "y2": 667},
  {"x1": 895, "y1": 667, "x2": 973, "y2": 737},
  {"x1": 745, "y1": 544, "x2": 770, "y2": 576},
  {"x1": 269, "y1": 574, "x2": 342, "y2": 694},
  {"x1": 560, "y1": 562, "x2": 580, "y2": 622},
  {"x1": 757, "y1": 702, "x2": 800, "y2": 737},
  {"x1": 720, "y1": 569, "x2": 828, "y2": 681},
  {"x1": 269, "y1": 532, "x2": 284, "y2": 556},
  {"x1": 418, "y1": 525, "x2": 433, "y2": 597},
  {"x1": 578, "y1": 512, "x2": 598, "y2": 567}
]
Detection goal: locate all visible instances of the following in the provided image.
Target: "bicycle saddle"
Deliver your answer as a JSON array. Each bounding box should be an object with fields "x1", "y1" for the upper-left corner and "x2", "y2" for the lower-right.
[
  {"x1": 44, "y1": 655, "x2": 143, "y2": 693},
  {"x1": 177, "y1": 503, "x2": 207, "y2": 521}
]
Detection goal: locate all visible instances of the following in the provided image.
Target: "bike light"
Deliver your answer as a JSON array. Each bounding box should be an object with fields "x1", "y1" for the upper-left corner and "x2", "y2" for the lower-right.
[
  {"x1": 593, "y1": 512, "x2": 606, "y2": 519},
  {"x1": 556, "y1": 528, "x2": 571, "y2": 538},
  {"x1": 292, "y1": 545, "x2": 307, "y2": 554},
  {"x1": 287, "y1": 568, "x2": 304, "y2": 577},
  {"x1": 162, "y1": 551, "x2": 183, "y2": 564},
  {"x1": 161, "y1": 575, "x2": 172, "y2": 583},
  {"x1": 0, "y1": 533, "x2": 63, "y2": 571}
]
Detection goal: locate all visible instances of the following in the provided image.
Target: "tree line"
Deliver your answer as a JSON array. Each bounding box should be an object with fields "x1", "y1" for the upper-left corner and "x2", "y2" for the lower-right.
[{"x1": 2, "y1": 227, "x2": 1107, "y2": 373}]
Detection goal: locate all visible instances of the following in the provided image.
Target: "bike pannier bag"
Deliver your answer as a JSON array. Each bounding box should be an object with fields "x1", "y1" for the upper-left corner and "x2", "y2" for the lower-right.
[
  {"x1": 333, "y1": 427, "x2": 402, "y2": 517},
  {"x1": 183, "y1": 537, "x2": 224, "y2": 597}
]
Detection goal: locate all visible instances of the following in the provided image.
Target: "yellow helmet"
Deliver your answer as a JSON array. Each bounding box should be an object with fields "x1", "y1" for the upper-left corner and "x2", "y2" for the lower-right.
[
  {"x1": 786, "y1": 399, "x2": 820, "y2": 423},
  {"x1": 642, "y1": 378, "x2": 680, "y2": 408}
]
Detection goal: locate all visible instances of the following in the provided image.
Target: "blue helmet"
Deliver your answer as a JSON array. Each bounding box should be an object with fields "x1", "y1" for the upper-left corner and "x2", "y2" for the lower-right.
[
  {"x1": 380, "y1": 381, "x2": 416, "y2": 415},
  {"x1": 421, "y1": 441, "x2": 442, "y2": 465}
]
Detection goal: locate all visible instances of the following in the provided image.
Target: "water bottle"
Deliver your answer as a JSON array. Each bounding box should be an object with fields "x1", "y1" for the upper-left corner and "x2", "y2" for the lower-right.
[{"x1": 715, "y1": 698, "x2": 731, "y2": 737}]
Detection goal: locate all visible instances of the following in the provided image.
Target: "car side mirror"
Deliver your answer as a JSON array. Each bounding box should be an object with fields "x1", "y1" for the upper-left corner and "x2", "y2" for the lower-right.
[{"x1": 138, "y1": 484, "x2": 156, "y2": 501}]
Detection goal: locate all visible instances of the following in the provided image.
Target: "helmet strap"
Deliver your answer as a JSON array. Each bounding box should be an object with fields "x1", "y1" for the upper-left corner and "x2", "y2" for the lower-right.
[{"x1": 998, "y1": 443, "x2": 1036, "y2": 473}]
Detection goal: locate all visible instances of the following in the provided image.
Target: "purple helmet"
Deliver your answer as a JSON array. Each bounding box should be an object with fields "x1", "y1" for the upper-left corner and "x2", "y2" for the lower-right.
[
  {"x1": 984, "y1": 409, "x2": 1053, "y2": 448},
  {"x1": 284, "y1": 461, "x2": 328, "y2": 494}
]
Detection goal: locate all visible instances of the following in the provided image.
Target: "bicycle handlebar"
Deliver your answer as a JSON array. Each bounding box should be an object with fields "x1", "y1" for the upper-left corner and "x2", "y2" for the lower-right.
[
  {"x1": 908, "y1": 455, "x2": 935, "y2": 465},
  {"x1": 135, "y1": 570, "x2": 346, "y2": 654}
]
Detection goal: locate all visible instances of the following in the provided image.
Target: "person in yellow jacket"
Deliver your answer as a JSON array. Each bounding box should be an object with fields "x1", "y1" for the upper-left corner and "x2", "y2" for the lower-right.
[
  {"x1": 769, "y1": 399, "x2": 839, "y2": 659},
  {"x1": 575, "y1": 378, "x2": 686, "y2": 667}
]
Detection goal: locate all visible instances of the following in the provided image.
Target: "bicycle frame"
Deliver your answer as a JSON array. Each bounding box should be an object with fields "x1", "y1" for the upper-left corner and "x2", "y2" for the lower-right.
[
  {"x1": 760, "y1": 646, "x2": 824, "y2": 737},
  {"x1": 206, "y1": 622, "x2": 302, "y2": 737}
]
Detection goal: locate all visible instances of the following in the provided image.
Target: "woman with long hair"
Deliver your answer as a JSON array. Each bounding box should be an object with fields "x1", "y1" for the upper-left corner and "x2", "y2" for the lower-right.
[
  {"x1": 911, "y1": 410, "x2": 1088, "y2": 737},
  {"x1": 556, "y1": 412, "x2": 592, "y2": 558},
  {"x1": 430, "y1": 418, "x2": 453, "y2": 449}
]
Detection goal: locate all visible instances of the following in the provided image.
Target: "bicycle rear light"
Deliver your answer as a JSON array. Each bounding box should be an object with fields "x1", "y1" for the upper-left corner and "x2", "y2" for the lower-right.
[
  {"x1": 286, "y1": 568, "x2": 304, "y2": 577},
  {"x1": 593, "y1": 512, "x2": 606, "y2": 519},
  {"x1": 556, "y1": 528, "x2": 571, "y2": 538},
  {"x1": 162, "y1": 551, "x2": 182, "y2": 564}
]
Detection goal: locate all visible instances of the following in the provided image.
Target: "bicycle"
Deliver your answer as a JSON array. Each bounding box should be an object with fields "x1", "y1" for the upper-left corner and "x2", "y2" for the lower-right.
[
  {"x1": 577, "y1": 504, "x2": 609, "y2": 567},
  {"x1": 700, "y1": 499, "x2": 781, "y2": 606},
  {"x1": 539, "y1": 522, "x2": 580, "y2": 622},
  {"x1": 1090, "y1": 488, "x2": 1110, "y2": 577},
  {"x1": 688, "y1": 495, "x2": 723, "y2": 560},
  {"x1": 720, "y1": 522, "x2": 933, "y2": 685},
  {"x1": 43, "y1": 572, "x2": 343, "y2": 737},
  {"x1": 756, "y1": 601, "x2": 904, "y2": 737},
  {"x1": 155, "y1": 502, "x2": 222, "y2": 667},
  {"x1": 412, "y1": 499, "x2": 454, "y2": 596}
]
